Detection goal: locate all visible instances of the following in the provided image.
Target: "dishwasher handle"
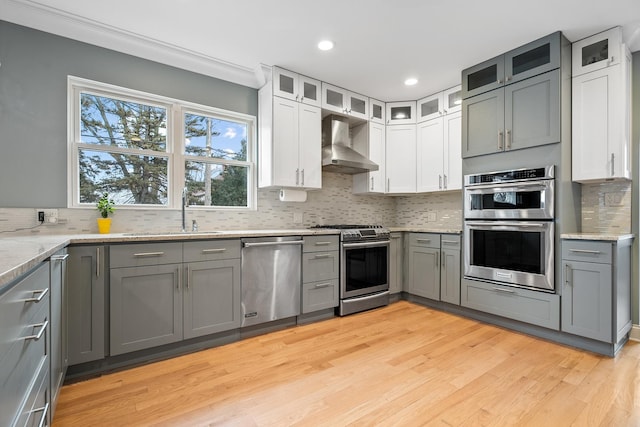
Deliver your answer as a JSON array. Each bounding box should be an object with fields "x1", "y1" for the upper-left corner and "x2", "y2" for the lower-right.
[{"x1": 243, "y1": 240, "x2": 304, "y2": 248}]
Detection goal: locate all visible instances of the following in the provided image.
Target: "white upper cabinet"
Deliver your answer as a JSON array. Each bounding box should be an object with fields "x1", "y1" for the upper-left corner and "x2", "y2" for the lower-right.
[
  {"x1": 386, "y1": 124, "x2": 417, "y2": 193},
  {"x1": 418, "y1": 86, "x2": 462, "y2": 123},
  {"x1": 273, "y1": 67, "x2": 321, "y2": 107},
  {"x1": 321, "y1": 83, "x2": 369, "y2": 120},
  {"x1": 386, "y1": 101, "x2": 417, "y2": 125},
  {"x1": 572, "y1": 27, "x2": 631, "y2": 183},
  {"x1": 369, "y1": 98, "x2": 386, "y2": 124},
  {"x1": 572, "y1": 27, "x2": 622, "y2": 77}
]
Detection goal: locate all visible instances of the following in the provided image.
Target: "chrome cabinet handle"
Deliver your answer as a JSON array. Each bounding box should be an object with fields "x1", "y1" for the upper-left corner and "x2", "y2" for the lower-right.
[
  {"x1": 96, "y1": 247, "x2": 100, "y2": 278},
  {"x1": 506, "y1": 75, "x2": 512, "y2": 82},
  {"x1": 313, "y1": 254, "x2": 332, "y2": 259},
  {"x1": 314, "y1": 241, "x2": 332, "y2": 246},
  {"x1": 25, "y1": 288, "x2": 49, "y2": 303},
  {"x1": 498, "y1": 131, "x2": 504, "y2": 150},
  {"x1": 416, "y1": 239, "x2": 431, "y2": 243},
  {"x1": 435, "y1": 252, "x2": 439, "y2": 268},
  {"x1": 506, "y1": 130, "x2": 511, "y2": 150},
  {"x1": 51, "y1": 253, "x2": 69, "y2": 261},
  {"x1": 569, "y1": 249, "x2": 602, "y2": 255},
  {"x1": 439, "y1": 175, "x2": 442, "y2": 189},
  {"x1": 301, "y1": 169, "x2": 305, "y2": 186},
  {"x1": 243, "y1": 240, "x2": 304, "y2": 248},
  {"x1": 611, "y1": 153, "x2": 615, "y2": 176},
  {"x1": 24, "y1": 320, "x2": 48, "y2": 341},
  {"x1": 295, "y1": 168, "x2": 300, "y2": 186},
  {"x1": 493, "y1": 287, "x2": 516, "y2": 294},
  {"x1": 565, "y1": 264, "x2": 572, "y2": 287},
  {"x1": 442, "y1": 240, "x2": 458, "y2": 245},
  {"x1": 186, "y1": 266, "x2": 191, "y2": 290},
  {"x1": 202, "y1": 248, "x2": 226, "y2": 254},
  {"x1": 443, "y1": 174, "x2": 448, "y2": 189},
  {"x1": 177, "y1": 267, "x2": 182, "y2": 291},
  {"x1": 32, "y1": 403, "x2": 49, "y2": 427},
  {"x1": 314, "y1": 283, "x2": 332, "y2": 289},
  {"x1": 442, "y1": 252, "x2": 445, "y2": 267},
  {"x1": 371, "y1": 177, "x2": 374, "y2": 191},
  {"x1": 133, "y1": 252, "x2": 165, "y2": 257},
  {"x1": 387, "y1": 178, "x2": 390, "y2": 192},
  {"x1": 497, "y1": 79, "x2": 504, "y2": 84}
]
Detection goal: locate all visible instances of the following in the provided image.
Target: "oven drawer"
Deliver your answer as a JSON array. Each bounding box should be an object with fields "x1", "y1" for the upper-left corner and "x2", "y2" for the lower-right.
[
  {"x1": 303, "y1": 251, "x2": 339, "y2": 282},
  {"x1": 110, "y1": 242, "x2": 183, "y2": 267},
  {"x1": 562, "y1": 241, "x2": 612, "y2": 264},
  {"x1": 302, "y1": 279, "x2": 339, "y2": 313},
  {"x1": 461, "y1": 278, "x2": 560, "y2": 330},
  {"x1": 304, "y1": 235, "x2": 339, "y2": 253},
  {"x1": 409, "y1": 233, "x2": 440, "y2": 249}
]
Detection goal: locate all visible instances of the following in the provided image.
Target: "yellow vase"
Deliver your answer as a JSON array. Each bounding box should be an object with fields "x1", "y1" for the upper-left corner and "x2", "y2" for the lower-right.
[{"x1": 97, "y1": 218, "x2": 112, "y2": 234}]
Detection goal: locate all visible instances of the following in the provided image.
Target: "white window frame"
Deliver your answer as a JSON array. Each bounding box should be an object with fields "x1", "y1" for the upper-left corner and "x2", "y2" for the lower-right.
[{"x1": 67, "y1": 76, "x2": 257, "y2": 211}]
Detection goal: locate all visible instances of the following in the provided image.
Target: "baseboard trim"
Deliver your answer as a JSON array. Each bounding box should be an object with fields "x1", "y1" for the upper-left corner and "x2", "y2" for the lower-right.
[{"x1": 630, "y1": 325, "x2": 640, "y2": 342}]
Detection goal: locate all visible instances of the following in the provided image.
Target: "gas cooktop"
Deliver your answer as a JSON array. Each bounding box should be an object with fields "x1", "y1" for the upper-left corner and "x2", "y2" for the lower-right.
[{"x1": 309, "y1": 224, "x2": 390, "y2": 242}]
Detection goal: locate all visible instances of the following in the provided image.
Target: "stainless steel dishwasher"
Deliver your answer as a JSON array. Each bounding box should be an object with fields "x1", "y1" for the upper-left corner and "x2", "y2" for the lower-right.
[{"x1": 241, "y1": 236, "x2": 303, "y2": 327}]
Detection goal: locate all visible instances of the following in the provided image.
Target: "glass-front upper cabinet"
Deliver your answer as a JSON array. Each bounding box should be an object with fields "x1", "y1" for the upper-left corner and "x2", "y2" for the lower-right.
[
  {"x1": 462, "y1": 32, "x2": 561, "y2": 99},
  {"x1": 322, "y1": 83, "x2": 368, "y2": 120},
  {"x1": 273, "y1": 67, "x2": 321, "y2": 107},
  {"x1": 369, "y1": 98, "x2": 385, "y2": 124},
  {"x1": 572, "y1": 27, "x2": 622, "y2": 77},
  {"x1": 386, "y1": 101, "x2": 416, "y2": 125},
  {"x1": 418, "y1": 86, "x2": 462, "y2": 122}
]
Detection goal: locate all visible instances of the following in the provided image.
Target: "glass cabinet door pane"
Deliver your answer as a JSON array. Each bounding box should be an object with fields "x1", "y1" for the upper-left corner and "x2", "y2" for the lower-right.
[
  {"x1": 303, "y1": 82, "x2": 318, "y2": 101},
  {"x1": 421, "y1": 99, "x2": 440, "y2": 117},
  {"x1": 350, "y1": 96, "x2": 366, "y2": 115},
  {"x1": 372, "y1": 104, "x2": 383, "y2": 120},
  {"x1": 467, "y1": 64, "x2": 498, "y2": 92},
  {"x1": 447, "y1": 90, "x2": 462, "y2": 110},
  {"x1": 390, "y1": 106, "x2": 412, "y2": 120},
  {"x1": 326, "y1": 89, "x2": 344, "y2": 109},
  {"x1": 512, "y1": 43, "x2": 550, "y2": 76},
  {"x1": 581, "y1": 39, "x2": 608, "y2": 67},
  {"x1": 279, "y1": 74, "x2": 295, "y2": 95}
]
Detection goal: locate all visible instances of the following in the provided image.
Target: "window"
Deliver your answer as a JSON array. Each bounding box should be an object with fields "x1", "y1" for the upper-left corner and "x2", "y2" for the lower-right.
[{"x1": 68, "y1": 77, "x2": 256, "y2": 210}]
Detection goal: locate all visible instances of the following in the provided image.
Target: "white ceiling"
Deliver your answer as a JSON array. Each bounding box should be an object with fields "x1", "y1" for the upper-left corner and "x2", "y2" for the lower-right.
[{"x1": 2, "y1": 0, "x2": 640, "y2": 101}]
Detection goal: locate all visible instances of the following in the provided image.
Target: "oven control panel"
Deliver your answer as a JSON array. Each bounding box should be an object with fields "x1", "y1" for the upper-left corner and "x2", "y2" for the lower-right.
[{"x1": 342, "y1": 228, "x2": 390, "y2": 242}]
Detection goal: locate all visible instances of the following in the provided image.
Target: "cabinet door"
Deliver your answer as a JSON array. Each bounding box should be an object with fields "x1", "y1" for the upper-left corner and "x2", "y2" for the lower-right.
[
  {"x1": 184, "y1": 259, "x2": 241, "y2": 339},
  {"x1": 416, "y1": 118, "x2": 444, "y2": 192},
  {"x1": 67, "y1": 246, "x2": 105, "y2": 365},
  {"x1": 572, "y1": 27, "x2": 622, "y2": 77},
  {"x1": 417, "y1": 92, "x2": 443, "y2": 123},
  {"x1": 505, "y1": 70, "x2": 560, "y2": 151},
  {"x1": 298, "y1": 103, "x2": 322, "y2": 189},
  {"x1": 303, "y1": 251, "x2": 339, "y2": 283},
  {"x1": 505, "y1": 32, "x2": 560, "y2": 84},
  {"x1": 562, "y1": 260, "x2": 612, "y2": 342},
  {"x1": 110, "y1": 264, "x2": 182, "y2": 355},
  {"x1": 408, "y1": 246, "x2": 440, "y2": 300},
  {"x1": 443, "y1": 85, "x2": 462, "y2": 115},
  {"x1": 272, "y1": 96, "x2": 300, "y2": 187},
  {"x1": 298, "y1": 75, "x2": 321, "y2": 107},
  {"x1": 440, "y1": 245, "x2": 461, "y2": 305},
  {"x1": 273, "y1": 67, "x2": 298, "y2": 102},
  {"x1": 369, "y1": 98, "x2": 386, "y2": 124},
  {"x1": 386, "y1": 125, "x2": 416, "y2": 193},
  {"x1": 369, "y1": 121, "x2": 386, "y2": 193},
  {"x1": 347, "y1": 91, "x2": 369, "y2": 120},
  {"x1": 50, "y1": 250, "x2": 68, "y2": 410},
  {"x1": 462, "y1": 89, "x2": 504, "y2": 158},
  {"x1": 443, "y1": 112, "x2": 462, "y2": 191},
  {"x1": 462, "y1": 55, "x2": 504, "y2": 99},
  {"x1": 386, "y1": 101, "x2": 416, "y2": 125},
  {"x1": 389, "y1": 233, "x2": 403, "y2": 294},
  {"x1": 322, "y1": 82, "x2": 347, "y2": 115}
]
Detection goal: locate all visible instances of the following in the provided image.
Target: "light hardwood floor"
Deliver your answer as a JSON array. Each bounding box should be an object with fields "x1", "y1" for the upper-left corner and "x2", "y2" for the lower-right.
[{"x1": 53, "y1": 301, "x2": 640, "y2": 426}]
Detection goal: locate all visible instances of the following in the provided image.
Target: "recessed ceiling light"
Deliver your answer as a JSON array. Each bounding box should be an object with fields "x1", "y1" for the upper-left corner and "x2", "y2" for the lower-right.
[
  {"x1": 404, "y1": 78, "x2": 418, "y2": 86},
  {"x1": 318, "y1": 40, "x2": 334, "y2": 51}
]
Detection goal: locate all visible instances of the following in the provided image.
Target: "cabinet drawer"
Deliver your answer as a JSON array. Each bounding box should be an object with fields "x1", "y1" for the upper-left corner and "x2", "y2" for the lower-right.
[
  {"x1": 110, "y1": 242, "x2": 183, "y2": 267},
  {"x1": 562, "y1": 240, "x2": 612, "y2": 264},
  {"x1": 14, "y1": 361, "x2": 49, "y2": 427},
  {"x1": 183, "y1": 239, "x2": 241, "y2": 262},
  {"x1": 0, "y1": 263, "x2": 50, "y2": 365},
  {"x1": 461, "y1": 279, "x2": 560, "y2": 330},
  {"x1": 440, "y1": 234, "x2": 461, "y2": 250},
  {"x1": 304, "y1": 235, "x2": 339, "y2": 253},
  {"x1": 0, "y1": 301, "x2": 49, "y2": 427},
  {"x1": 303, "y1": 251, "x2": 339, "y2": 282},
  {"x1": 409, "y1": 233, "x2": 440, "y2": 249},
  {"x1": 302, "y1": 279, "x2": 339, "y2": 313}
]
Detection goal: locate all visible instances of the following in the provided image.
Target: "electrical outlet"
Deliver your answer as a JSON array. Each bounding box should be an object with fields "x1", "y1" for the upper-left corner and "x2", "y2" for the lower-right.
[
  {"x1": 293, "y1": 212, "x2": 303, "y2": 224},
  {"x1": 36, "y1": 209, "x2": 59, "y2": 224}
]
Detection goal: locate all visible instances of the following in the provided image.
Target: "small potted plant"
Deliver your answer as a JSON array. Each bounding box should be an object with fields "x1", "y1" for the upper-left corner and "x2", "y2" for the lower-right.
[{"x1": 96, "y1": 192, "x2": 115, "y2": 234}]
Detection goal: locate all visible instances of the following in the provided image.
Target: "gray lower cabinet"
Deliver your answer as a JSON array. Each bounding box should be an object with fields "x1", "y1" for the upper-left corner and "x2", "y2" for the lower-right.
[
  {"x1": 67, "y1": 245, "x2": 105, "y2": 365},
  {"x1": 49, "y1": 249, "x2": 68, "y2": 420},
  {"x1": 302, "y1": 235, "x2": 339, "y2": 313},
  {"x1": 0, "y1": 262, "x2": 51, "y2": 427},
  {"x1": 561, "y1": 239, "x2": 632, "y2": 343},
  {"x1": 110, "y1": 240, "x2": 241, "y2": 356},
  {"x1": 389, "y1": 232, "x2": 403, "y2": 294},
  {"x1": 407, "y1": 233, "x2": 460, "y2": 304}
]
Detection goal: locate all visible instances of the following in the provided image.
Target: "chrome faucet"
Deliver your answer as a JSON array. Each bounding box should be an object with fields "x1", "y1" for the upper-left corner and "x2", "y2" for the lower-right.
[{"x1": 181, "y1": 187, "x2": 188, "y2": 233}]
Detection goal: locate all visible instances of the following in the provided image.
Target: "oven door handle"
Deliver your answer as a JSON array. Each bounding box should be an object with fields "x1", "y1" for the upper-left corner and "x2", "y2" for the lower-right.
[
  {"x1": 342, "y1": 240, "x2": 390, "y2": 249},
  {"x1": 466, "y1": 221, "x2": 546, "y2": 228},
  {"x1": 464, "y1": 181, "x2": 551, "y2": 192}
]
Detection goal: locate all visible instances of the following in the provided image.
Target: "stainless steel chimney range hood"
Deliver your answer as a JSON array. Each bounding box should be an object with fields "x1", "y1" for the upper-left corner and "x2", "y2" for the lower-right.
[{"x1": 321, "y1": 115, "x2": 379, "y2": 174}]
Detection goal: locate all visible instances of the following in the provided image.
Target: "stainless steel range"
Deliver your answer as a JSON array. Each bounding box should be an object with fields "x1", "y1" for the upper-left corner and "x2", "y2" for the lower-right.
[{"x1": 310, "y1": 225, "x2": 390, "y2": 315}]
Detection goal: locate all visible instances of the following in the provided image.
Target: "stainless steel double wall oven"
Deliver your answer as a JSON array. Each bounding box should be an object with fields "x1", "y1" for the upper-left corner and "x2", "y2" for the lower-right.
[{"x1": 463, "y1": 166, "x2": 556, "y2": 292}]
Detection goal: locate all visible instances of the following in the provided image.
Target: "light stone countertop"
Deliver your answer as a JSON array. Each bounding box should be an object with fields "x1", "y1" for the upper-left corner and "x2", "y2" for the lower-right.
[
  {"x1": 389, "y1": 227, "x2": 462, "y2": 234},
  {"x1": 0, "y1": 229, "x2": 339, "y2": 293},
  {"x1": 560, "y1": 233, "x2": 635, "y2": 242}
]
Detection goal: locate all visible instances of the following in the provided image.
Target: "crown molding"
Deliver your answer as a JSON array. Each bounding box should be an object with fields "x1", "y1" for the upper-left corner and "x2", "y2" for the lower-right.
[{"x1": 0, "y1": 0, "x2": 263, "y2": 88}]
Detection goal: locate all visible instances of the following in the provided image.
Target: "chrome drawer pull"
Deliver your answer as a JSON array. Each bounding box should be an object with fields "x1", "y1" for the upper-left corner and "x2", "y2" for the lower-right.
[
  {"x1": 31, "y1": 403, "x2": 49, "y2": 427},
  {"x1": 25, "y1": 288, "x2": 49, "y2": 303},
  {"x1": 492, "y1": 287, "x2": 516, "y2": 294},
  {"x1": 201, "y1": 248, "x2": 226, "y2": 254},
  {"x1": 416, "y1": 239, "x2": 431, "y2": 243},
  {"x1": 314, "y1": 241, "x2": 332, "y2": 246},
  {"x1": 51, "y1": 254, "x2": 69, "y2": 261},
  {"x1": 24, "y1": 320, "x2": 48, "y2": 341},
  {"x1": 313, "y1": 254, "x2": 332, "y2": 259},
  {"x1": 133, "y1": 251, "x2": 165, "y2": 257},
  {"x1": 314, "y1": 283, "x2": 332, "y2": 289},
  {"x1": 441, "y1": 240, "x2": 458, "y2": 244},
  {"x1": 569, "y1": 249, "x2": 602, "y2": 255}
]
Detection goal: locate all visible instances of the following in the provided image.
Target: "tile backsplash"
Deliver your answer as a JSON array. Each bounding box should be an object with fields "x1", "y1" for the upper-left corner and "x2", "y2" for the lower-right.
[{"x1": 0, "y1": 175, "x2": 629, "y2": 236}]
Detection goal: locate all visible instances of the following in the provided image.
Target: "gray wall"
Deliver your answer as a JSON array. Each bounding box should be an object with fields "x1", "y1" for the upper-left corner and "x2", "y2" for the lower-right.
[{"x1": 0, "y1": 21, "x2": 257, "y2": 208}]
